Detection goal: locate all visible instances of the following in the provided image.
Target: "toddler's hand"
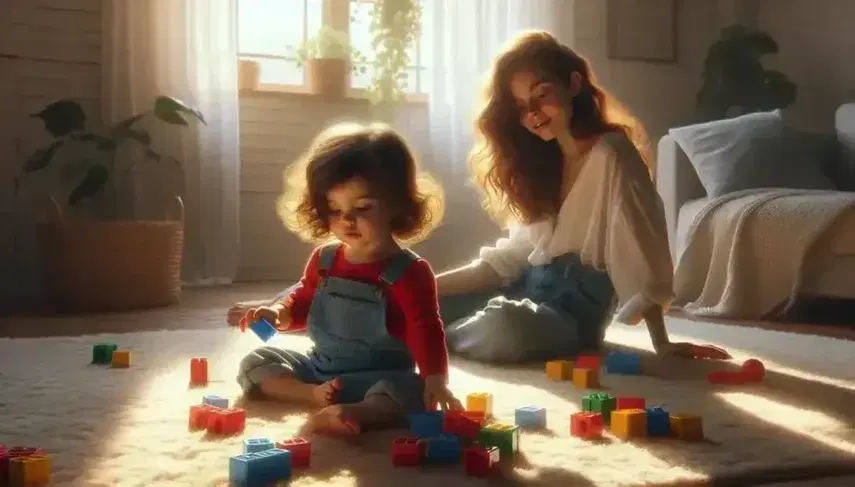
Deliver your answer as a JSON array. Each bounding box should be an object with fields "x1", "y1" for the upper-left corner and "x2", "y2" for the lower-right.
[
  {"x1": 423, "y1": 374, "x2": 463, "y2": 412},
  {"x1": 240, "y1": 304, "x2": 291, "y2": 331}
]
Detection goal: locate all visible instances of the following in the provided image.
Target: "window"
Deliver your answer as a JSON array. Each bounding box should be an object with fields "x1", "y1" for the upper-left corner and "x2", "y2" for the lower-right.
[{"x1": 237, "y1": 0, "x2": 432, "y2": 98}]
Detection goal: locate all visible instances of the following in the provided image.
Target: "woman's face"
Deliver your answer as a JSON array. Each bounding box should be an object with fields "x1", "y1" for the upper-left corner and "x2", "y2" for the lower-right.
[{"x1": 510, "y1": 71, "x2": 568, "y2": 141}]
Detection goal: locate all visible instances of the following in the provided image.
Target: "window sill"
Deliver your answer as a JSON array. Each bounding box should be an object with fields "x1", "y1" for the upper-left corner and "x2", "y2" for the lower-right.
[{"x1": 239, "y1": 85, "x2": 428, "y2": 105}]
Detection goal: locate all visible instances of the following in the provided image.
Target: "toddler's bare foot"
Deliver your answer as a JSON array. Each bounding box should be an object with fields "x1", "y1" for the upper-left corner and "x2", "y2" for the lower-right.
[
  {"x1": 302, "y1": 405, "x2": 361, "y2": 436},
  {"x1": 311, "y1": 378, "x2": 341, "y2": 407}
]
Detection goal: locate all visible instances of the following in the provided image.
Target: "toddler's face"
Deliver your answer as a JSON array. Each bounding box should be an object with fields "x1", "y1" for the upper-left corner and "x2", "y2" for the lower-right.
[{"x1": 326, "y1": 177, "x2": 391, "y2": 255}]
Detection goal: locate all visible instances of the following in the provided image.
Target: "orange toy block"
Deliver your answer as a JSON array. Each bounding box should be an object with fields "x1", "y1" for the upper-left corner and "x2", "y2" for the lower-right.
[
  {"x1": 189, "y1": 404, "x2": 220, "y2": 430},
  {"x1": 670, "y1": 413, "x2": 704, "y2": 441},
  {"x1": 466, "y1": 393, "x2": 494, "y2": 418},
  {"x1": 610, "y1": 409, "x2": 647, "y2": 440},
  {"x1": 545, "y1": 360, "x2": 574, "y2": 380},
  {"x1": 207, "y1": 408, "x2": 246, "y2": 435},
  {"x1": 190, "y1": 358, "x2": 208, "y2": 385},
  {"x1": 9, "y1": 454, "x2": 51, "y2": 486},
  {"x1": 111, "y1": 350, "x2": 132, "y2": 368},
  {"x1": 572, "y1": 367, "x2": 598, "y2": 389}
]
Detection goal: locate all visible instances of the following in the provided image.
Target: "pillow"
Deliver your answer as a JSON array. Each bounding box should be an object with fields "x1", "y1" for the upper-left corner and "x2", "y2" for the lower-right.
[{"x1": 738, "y1": 128, "x2": 837, "y2": 193}]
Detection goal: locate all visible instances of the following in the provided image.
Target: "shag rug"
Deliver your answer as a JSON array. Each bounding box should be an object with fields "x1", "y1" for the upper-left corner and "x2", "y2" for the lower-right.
[{"x1": 2, "y1": 310, "x2": 855, "y2": 487}]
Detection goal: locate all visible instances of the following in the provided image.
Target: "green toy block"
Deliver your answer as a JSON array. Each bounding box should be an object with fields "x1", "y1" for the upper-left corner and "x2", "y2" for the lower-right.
[
  {"x1": 92, "y1": 343, "x2": 118, "y2": 365},
  {"x1": 582, "y1": 392, "x2": 616, "y2": 423},
  {"x1": 478, "y1": 423, "x2": 519, "y2": 456}
]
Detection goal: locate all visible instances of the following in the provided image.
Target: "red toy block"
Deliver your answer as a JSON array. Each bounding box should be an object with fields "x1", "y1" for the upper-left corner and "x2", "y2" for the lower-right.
[
  {"x1": 616, "y1": 397, "x2": 646, "y2": 410},
  {"x1": 576, "y1": 355, "x2": 601, "y2": 370},
  {"x1": 392, "y1": 437, "x2": 425, "y2": 467},
  {"x1": 464, "y1": 445, "x2": 500, "y2": 477},
  {"x1": 206, "y1": 408, "x2": 246, "y2": 435},
  {"x1": 190, "y1": 358, "x2": 208, "y2": 386},
  {"x1": 275, "y1": 438, "x2": 311, "y2": 468},
  {"x1": 461, "y1": 410, "x2": 488, "y2": 426},
  {"x1": 570, "y1": 412, "x2": 604, "y2": 439},
  {"x1": 444, "y1": 411, "x2": 482, "y2": 439},
  {"x1": 189, "y1": 404, "x2": 219, "y2": 430}
]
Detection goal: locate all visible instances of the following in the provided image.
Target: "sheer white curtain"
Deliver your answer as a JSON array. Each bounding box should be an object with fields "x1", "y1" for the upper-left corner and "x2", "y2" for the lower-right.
[{"x1": 102, "y1": 0, "x2": 241, "y2": 285}]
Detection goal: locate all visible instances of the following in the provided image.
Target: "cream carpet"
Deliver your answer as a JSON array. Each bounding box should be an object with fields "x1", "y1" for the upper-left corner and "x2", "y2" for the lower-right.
[{"x1": 1, "y1": 311, "x2": 855, "y2": 487}]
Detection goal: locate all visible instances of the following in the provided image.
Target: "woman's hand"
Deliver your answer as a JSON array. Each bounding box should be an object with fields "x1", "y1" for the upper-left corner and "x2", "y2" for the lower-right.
[
  {"x1": 657, "y1": 341, "x2": 731, "y2": 360},
  {"x1": 423, "y1": 374, "x2": 464, "y2": 412},
  {"x1": 240, "y1": 302, "x2": 292, "y2": 332}
]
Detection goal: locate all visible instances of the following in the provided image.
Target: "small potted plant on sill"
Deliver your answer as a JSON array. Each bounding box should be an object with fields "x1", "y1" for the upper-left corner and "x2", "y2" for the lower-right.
[
  {"x1": 293, "y1": 25, "x2": 368, "y2": 100},
  {"x1": 18, "y1": 96, "x2": 205, "y2": 313}
]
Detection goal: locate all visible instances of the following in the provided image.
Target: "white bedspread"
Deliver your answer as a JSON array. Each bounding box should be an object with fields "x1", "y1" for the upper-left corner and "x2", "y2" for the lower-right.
[{"x1": 673, "y1": 188, "x2": 855, "y2": 318}]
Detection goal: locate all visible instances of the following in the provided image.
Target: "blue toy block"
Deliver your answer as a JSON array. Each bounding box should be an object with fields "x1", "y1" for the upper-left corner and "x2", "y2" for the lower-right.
[
  {"x1": 243, "y1": 437, "x2": 275, "y2": 453},
  {"x1": 425, "y1": 435, "x2": 461, "y2": 463},
  {"x1": 250, "y1": 318, "x2": 278, "y2": 342},
  {"x1": 203, "y1": 395, "x2": 229, "y2": 409},
  {"x1": 229, "y1": 449, "x2": 292, "y2": 487},
  {"x1": 408, "y1": 411, "x2": 445, "y2": 438},
  {"x1": 605, "y1": 351, "x2": 641, "y2": 375},
  {"x1": 645, "y1": 406, "x2": 671, "y2": 437},
  {"x1": 515, "y1": 406, "x2": 547, "y2": 429}
]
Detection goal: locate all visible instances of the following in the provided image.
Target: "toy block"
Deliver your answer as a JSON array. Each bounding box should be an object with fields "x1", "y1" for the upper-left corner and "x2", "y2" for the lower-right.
[
  {"x1": 466, "y1": 392, "x2": 493, "y2": 417},
  {"x1": 570, "y1": 411, "x2": 604, "y2": 439},
  {"x1": 243, "y1": 437, "x2": 275, "y2": 454},
  {"x1": 464, "y1": 445, "x2": 500, "y2": 477},
  {"x1": 605, "y1": 351, "x2": 641, "y2": 375},
  {"x1": 229, "y1": 448, "x2": 291, "y2": 486},
  {"x1": 581, "y1": 392, "x2": 616, "y2": 423},
  {"x1": 545, "y1": 360, "x2": 574, "y2": 380},
  {"x1": 207, "y1": 408, "x2": 246, "y2": 436},
  {"x1": 203, "y1": 395, "x2": 229, "y2": 409},
  {"x1": 576, "y1": 355, "x2": 601, "y2": 370},
  {"x1": 190, "y1": 358, "x2": 208, "y2": 385},
  {"x1": 444, "y1": 410, "x2": 482, "y2": 439},
  {"x1": 515, "y1": 406, "x2": 546, "y2": 429},
  {"x1": 275, "y1": 438, "x2": 311, "y2": 468},
  {"x1": 645, "y1": 406, "x2": 671, "y2": 437},
  {"x1": 111, "y1": 350, "x2": 132, "y2": 368},
  {"x1": 616, "y1": 397, "x2": 646, "y2": 410},
  {"x1": 611, "y1": 409, "x2": 648, "y2": 440},
  {"x1": 408, "y1": 411, "x2": 444, "y2": 438},
  {"x1": 391, "y1": 437, "x2": 425, "y2": 467},
  {"x1": 9, "y1": 454, "x2": 50, "y2": 486},
  {"x1": 425, "y1": 435, "x2": 461, "y2": 464},
  {"x1": 461, "y1": 410, "x2": 487, "y2": 426},
  {"x1": 92, "y1": 343, "x2": 118, "y2": 364},
  {"x1": 479, "y1": 423, "x2": 519, "y2": 456},
  {"x1": 670, "y1": 413, "x2": 704, "y2": 441},
  {"x1": 249, "y1": 318, "x2": 278, "y2": 342},
  {"x1": 572, "y1": 367, "x2": 598, "y2": 389},
  {"x1": 188, "y1": 404, "x2": 219, "y2": 430}
]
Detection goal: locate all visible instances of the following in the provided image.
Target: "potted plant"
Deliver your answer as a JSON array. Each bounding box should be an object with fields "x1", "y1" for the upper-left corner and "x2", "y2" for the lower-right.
[
  {"x1": 293, "y1": 25, "x2": 368, "y2": 99},
  {"x1": 19, "y1": 96, "x2": 205, "y2": 312}
]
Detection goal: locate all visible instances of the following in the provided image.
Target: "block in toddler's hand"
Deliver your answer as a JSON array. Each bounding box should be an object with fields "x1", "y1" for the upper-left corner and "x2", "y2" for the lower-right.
[
  {"x1": 545, "y1": 360, "x2": 574, "y2": 380},
  {"x1": 250, "y1": 318, "x2": 278, "y2": 342}
]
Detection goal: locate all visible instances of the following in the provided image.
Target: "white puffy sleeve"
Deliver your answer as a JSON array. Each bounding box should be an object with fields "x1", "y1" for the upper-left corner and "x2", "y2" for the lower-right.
[
  {"x1": 604, "y1": 138, "x2": 675, "y2": 324},
  {"x1": 477, "y1": 223, "x2": 534, "y2": 285}
]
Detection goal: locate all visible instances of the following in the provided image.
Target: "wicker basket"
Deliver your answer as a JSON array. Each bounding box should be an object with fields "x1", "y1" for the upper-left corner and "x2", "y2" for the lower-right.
[{"x1": 40, "y1": 196, "x2": 185, "y2": 313}]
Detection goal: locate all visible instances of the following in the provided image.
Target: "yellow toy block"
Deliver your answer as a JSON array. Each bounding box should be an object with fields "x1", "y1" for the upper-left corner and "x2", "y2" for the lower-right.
[
  {"x1": 545, "y1": 360, "x2": 574, "y2": 380},
  {"x1": 670, "y1": 413, "x2": 704, "y2": 441},
  {"x1": 572, "y1": 367, "x2": 598, "y2": 389},
  {"x1": 9, "y1": 455, "x2": 51, "y2": 486},
  {"x1": 111, "y1": 350, "x2": 132, "y2": 368},
  {"x1": 610, "y1": 409, "x2": 647, "y2": 440},
  {"x1": 466, "y1": 392, "x2": 494, "y2": 417}
]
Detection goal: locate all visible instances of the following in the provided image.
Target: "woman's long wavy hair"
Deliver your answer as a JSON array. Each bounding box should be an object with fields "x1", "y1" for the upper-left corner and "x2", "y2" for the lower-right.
[{"x1": 470, "y1": 30, "x2": 652, "y2": 226}]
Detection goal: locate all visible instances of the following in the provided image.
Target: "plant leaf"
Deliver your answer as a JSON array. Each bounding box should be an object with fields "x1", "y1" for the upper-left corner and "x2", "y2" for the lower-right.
[
  {"x1": 112, "y1": 113, "x2": 148, "y2": 132},
  {"x1": 23, "y1": 140, "x2": 64, "y2": 173},
  {"x1": 76, "y1": 133, "x2": 118, "y2": 150},
  {"x1": 153, "y1": 96, "x2": 206, "y2": 125},
  {"x1": 31, "y1": 100, "x2": 86, "y2": 137},
  {"x1": 154, "y1": 109, "x2": 189, "y2": 126},
  {"x1": 113, "y1": 125, "x2": 152, "y2": 146},
  {"x1": 68, "y1": 164, "x2": 109, "y2": 206}
]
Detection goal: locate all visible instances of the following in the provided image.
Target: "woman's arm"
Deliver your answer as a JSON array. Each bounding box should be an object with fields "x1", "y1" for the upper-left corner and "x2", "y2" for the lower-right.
[{"x1": 435, "y1": 260, "x2": 503, "y2": 296}]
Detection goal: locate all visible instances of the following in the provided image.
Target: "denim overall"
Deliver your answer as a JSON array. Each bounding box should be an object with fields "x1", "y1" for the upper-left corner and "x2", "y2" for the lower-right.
[
  {"x1": 439, "y1": 252, "x2": 616, "y2": 364},
  {"x1": 237, "y1": 244, "x2": 425, "y2": 412}
]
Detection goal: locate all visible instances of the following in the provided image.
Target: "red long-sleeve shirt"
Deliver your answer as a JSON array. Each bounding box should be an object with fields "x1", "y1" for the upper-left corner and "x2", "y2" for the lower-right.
[{"x1": 283, "y1": 246, "x2": 449, "y2": 378}]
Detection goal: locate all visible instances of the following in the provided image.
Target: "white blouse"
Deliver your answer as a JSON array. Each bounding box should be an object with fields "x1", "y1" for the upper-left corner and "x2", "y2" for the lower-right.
[{"x1": 478, "y1": 132, "x2": 675, "y2": 325}]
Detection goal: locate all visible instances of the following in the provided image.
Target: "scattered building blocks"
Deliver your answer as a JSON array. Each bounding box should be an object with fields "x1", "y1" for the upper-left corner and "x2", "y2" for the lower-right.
[
  {"x1": 616, "y1": 397, "x2": 646, "y2": 410},
  {"x1": 249, "y1": 318, "x2": 278, "y2": 342},
  {"x1": 9, "y1": 454, "x2": 51, "y2": 486},
  {"x1": 466, "y1": 392, "x2": 494, "y2": 417},
  {"x1": 92, "y1": 343, "x2": 118, "y2": 364},
  {"x1": 572, "y1": 367, "x2": 598, "y2": 389},
  {"x1": 1, "y1": 447, "x2": 45, "y2": 486},
  {"x1": 570, "y1": 411, "x2": 604, "y2": 439},
  {"x1": 464, "y1": 445, "x2": 500, "y2": 477},
  {"x1": 611, "y1": 409, "x2": 648, "y2": 440},
  {"x1": 391, "y1": 437, "x2": 425, "y2": 467},
  {"x1": 276, "y1": 438, "x2": 311, "y2": 468},
  {"x1": 189, "y1": 404, "x2": 220, "y2": 430},
  {"x1": 408, "y1": 411, "x2": 445, "y2": 438},
  {"x1": 111, "y1": 350, "x2": 132, "y2": 368},
  {"x1": 581, "y1": 392, "x2": 617, "y2": 423},
  {"x1": 190, "y1": 358, "x2": 208, "y2": 385},
  {"x1": 645, "y1": 406, "x2": 671, "y2": 437},
  {"x1": 444, "y1": 410, "x2": 482, "y2": 439},
  {"x1": 425, "y1": 435, "x2": 461, "y2": 464},
  {"x1": 670, "y1": 413, "x2": 704, "y2": 441},
  {"x1": 605, "y1": 351, "x2": 641, "y2": 375},
  {"x1": 545, "y1": 360, "x2": 574, "y2": 380},
  {"x1": 207, "y1": 408, "x2": 246, "y2": 436},
  {"x1": 229, "y1": 449, "x2": 291, "y2": 487},
  {"x1": 515, "y1": 406, "x2": 547, "y2": 429},
  {"x1": 203, "y1": 395, "x2": 229, "y2": 409},
  {"x1": 576, "y1": 355, "x2": 601, "y2": 370},
  {"x1": 479, "y1": 423, "x2": 520, "y2": 456},
  {"x1": 243, "y1": 438, "x2": 275, "y2": 454}
]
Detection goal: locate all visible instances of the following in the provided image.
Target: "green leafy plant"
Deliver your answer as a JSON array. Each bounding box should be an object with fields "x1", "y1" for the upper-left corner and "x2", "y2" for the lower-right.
[
  {"x1": 696, "y1": 24, "x2": 798, "y2": 122},
  {"x1": 292, "y1": 25, "x2": 368, "y2": 76},
  {"x1": 21, "y1": 96, "x2": 205, "y2": 212}
]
